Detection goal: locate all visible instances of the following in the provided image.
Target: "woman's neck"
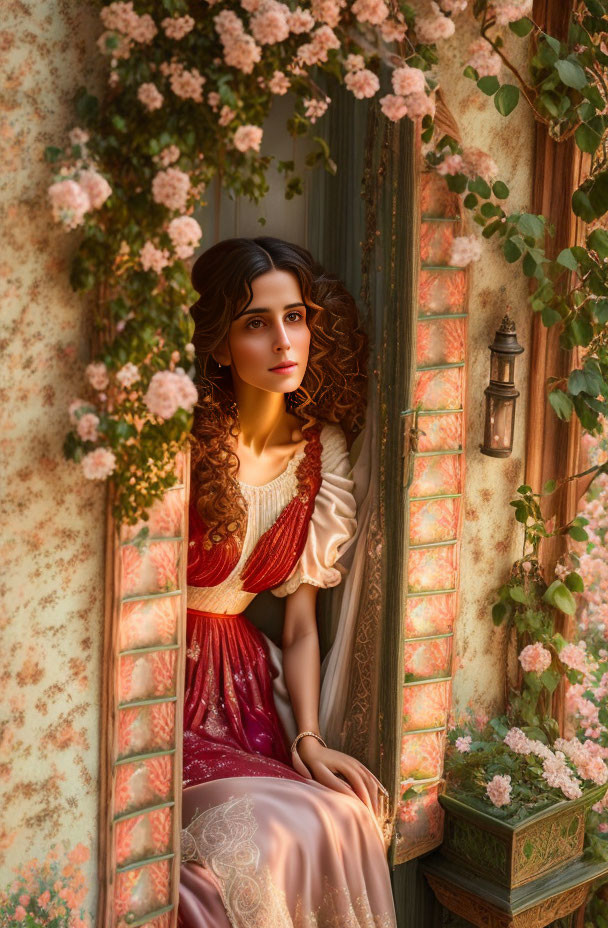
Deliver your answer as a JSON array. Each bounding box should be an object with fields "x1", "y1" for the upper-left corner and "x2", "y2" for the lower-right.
[{"x1": 233, "y1": 382, "x2": 294, "y2": 455}]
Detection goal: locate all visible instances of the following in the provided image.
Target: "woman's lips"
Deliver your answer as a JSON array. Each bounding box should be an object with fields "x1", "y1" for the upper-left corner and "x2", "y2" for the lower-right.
[{"x1": 269, "y1": 362, "x2": 297, "y2": 373}]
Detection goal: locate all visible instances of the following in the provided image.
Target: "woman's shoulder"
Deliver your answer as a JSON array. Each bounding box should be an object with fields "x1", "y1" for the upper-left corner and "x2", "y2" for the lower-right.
[{"x1": 316, "y1": 421, "x2": 349, "y2": 474}]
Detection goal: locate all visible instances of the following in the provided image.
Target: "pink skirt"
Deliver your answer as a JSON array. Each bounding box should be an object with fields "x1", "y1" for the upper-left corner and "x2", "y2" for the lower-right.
[{"x1": 179, "y1": 608, "x2": 396, "y2": 928}]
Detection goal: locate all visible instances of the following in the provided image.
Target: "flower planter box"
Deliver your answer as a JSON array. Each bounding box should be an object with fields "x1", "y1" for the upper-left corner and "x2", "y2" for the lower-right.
[{"x1": 439, "y1": 784, "x2": 608, "y2": 890}]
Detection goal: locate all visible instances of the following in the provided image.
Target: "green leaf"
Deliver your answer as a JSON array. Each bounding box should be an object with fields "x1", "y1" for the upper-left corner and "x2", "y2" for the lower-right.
[
  {"x1": 468, "y1": 176, "x2": 492, "y2": 198},
  {"x1": 543, "y1": 579, "x2": 576, "y2": 614},
  {"x1": 478, "y1": 75, "x2": 500, "y2": 95},
  {"x1": 509, "y1": 585, "x2": 527, "y2": 604},
  {"x1": 481, "y1": 202, "x2": 502, "y2": 218},
  {"x1": 494, "y1": 84, "x2": 520, "y2": 116},
  {"x1": 564, "y1": 572, "x2": 584, "y2": 592},
  {"x1": 463, "y1": 65, "x2": 479, "y2": 81},
  {"x1": 44, "y1": 145, "x2": 63, "y2": 163},
  {"x1": 543, "y1": 34, "x2": 561, "y2": 56},
  {"x1": 492, "y1": 181, "x2": 510, "y2": 199},
  {"x1": 569, "y1": 317, "x2": 594, "y2": 346},
  {"x1": 556, "y1": 248, "x2": 579, "y2": 271},
  {"x1": 540, "y1": 668, "x2": 561, "y2": 694},
  {"x1": 522, "y1": 251, "x2": 538, "y2": 276},
  {"x1": 517, "y1": 213, "x2": 545, "y2": 240},
  {"x1": 576, "y1": 122, "x2": 603, "y2": 155},
  {"x1": 555, "y1": 59, "x2": 588, "y2": 91},
  {"x1": 446, "y1": 173, "x2": 467, "y2": 194},
  {"x1": 572, "y1": 188, "x2": 596, "y2": 222},
  {"x1": 463, "y1": 193, "x2": 478, "y2": 209},
  {"x1": 492, "y1": 602, "x2": 508, "y2": 625},
  {"x1": 541, "y1": 305, "x2": 561, "y2": 327},
  {"x1": 568, "y1": 369, "x2": 589, "y2": 396},
  {"x1": 588, "y1": 171, "x2": 608, "y2": 216},
  {"x1": 74, "y1": 87, "x2": 99, "y2": 123},
  {"x1": 568, "y1": 525, "x2": 588, "y2": 541},
  {"x1": 548, "y1": 389, "x2": 573, "y2": 420},
  {"x1": 593, "y1": 299, "x2": 608, "y2": 323},
  {"x1": 587, "y1": 228, "x2": 608, "y2": 259},
  {"x1": 509, "y1": 17, "x2": 534, "y2": 36},
  {"x1": 503, "y1": 239, "x2": 521, "y2": 263},
  {"x1": 482, "y1": 219, "x2": 503, "y2": 239}
]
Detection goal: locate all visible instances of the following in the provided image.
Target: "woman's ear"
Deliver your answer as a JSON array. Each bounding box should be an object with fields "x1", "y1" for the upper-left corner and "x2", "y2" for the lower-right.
[{"x1": 212, "y1": 337, "x2": 231, "y2": 367}]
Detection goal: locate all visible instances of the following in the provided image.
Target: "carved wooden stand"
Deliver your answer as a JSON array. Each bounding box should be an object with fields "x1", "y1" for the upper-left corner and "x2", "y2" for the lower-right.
[{"x1": 420, "y1": 853, "x2": 608, "y2": 927}]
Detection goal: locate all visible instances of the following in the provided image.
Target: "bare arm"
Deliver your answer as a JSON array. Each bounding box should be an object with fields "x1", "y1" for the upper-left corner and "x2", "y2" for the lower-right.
[{"x1": 281, "y1": 582, "x2": 380, "y2": 815}]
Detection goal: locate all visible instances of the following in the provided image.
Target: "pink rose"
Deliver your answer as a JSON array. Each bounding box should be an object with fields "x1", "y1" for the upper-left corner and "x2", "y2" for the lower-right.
[
  {"x1": 77, "y1": 169, "x2": 112, "y2": 209},
  {"x1": 268, "y1": 70, "x2": 290, "y2": 94},
  {"x1": 139, "y1": 242, "x2": 171, "y2": 273},
  {"x1": 137, "y1": 82, "x2": 164, "y2": 111},
  {"x1": 352, "y1": 0, "x2": 389, "y2": 25},
  {"x1": 449, "y1": 234, "x2": 482, "y2": 267},
  {"x1": 48, "y1": 179, "x2": 90, "y2": 229},
  {"x1": 344, "y1": 68, "x2": 380, "y2": 100},
  {"x1": 251, "y1": 0, "x2": 291, "y2": 45},
  {"x1": 167, "y1": 216, "x2": 203, "y2": 259},
  {"x1": 116, "y1": 363, "x2": 140, "y2": 387},
  {"x1": 518, "y1": 642, "x2": 552, "y2": 674},
  {"x1": 152, "y1": 167, "x2": 191, "y2": 212},
  {"x1": 161, "y1": 14, "x2": 195, "y2": 39},
  {"x1": 233, "y1": 125, "x2": 263, "y2": 153},
  {"x1": 486, "y1": 774, "x2": 511, "y2": 807},
  {"x1": 81, "y1": 447, "x2": 117, "y2": 480},
  {"x1": 144, "y1": 369, "x2": 198, "y2": 419},
  {"x1": 392, "y1": 66, "x2": 426, "y2": 97},
  {"x1": 379, "y1": 94, "x2": 408, "y2": 122},
  {"x1": 467, "y1": 38, "x2": 502, "y2": 78}
]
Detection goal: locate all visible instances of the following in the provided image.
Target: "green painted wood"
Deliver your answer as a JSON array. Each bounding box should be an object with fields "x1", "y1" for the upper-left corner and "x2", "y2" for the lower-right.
[
  {"x1": 124, "y1": 904, "x2": 174, "y2": 928},
  {"x1": 114, "y1": 800, "x2": 175, "y2": 824},
  {"x1": 119, "y1": 643, "x2": 180, "y2": 656},
  {"x1": 117, "y1": 696, "x2": 177, "y2": 710},
  {"x1": 114, "y1": 748, "x2": 175, "y2": 766},
  {"x1": 115, "y1": 851, "x2": 175, "y2": 875},
  {"x1": 120, "y1": 535, "x2": 184, "y2": 546},
  {"x1": 121, "y1": 590, "x2": 182, "y2": 604},
  {"x1": 420, "y1": 853, "x2": 608, "y2": 917},
  {"x1": 417, "y1": 362, "x2": 465, "y2": 372}
]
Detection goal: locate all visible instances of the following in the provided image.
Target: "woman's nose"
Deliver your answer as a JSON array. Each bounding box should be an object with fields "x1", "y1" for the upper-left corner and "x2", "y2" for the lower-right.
[{"x1": 273, "y1": 322, "x2": 291, "y2": 351}]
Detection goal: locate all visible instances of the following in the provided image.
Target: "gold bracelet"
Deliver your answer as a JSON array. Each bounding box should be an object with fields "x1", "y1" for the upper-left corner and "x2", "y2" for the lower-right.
[{"x1": 291, "y1": 730, "x2": 327, "y2": 753}]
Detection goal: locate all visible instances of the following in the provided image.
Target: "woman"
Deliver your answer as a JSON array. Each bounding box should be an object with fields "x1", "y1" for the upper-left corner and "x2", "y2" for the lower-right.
[{"x1": 179, "y1": 236, "x2": 396, "y2": 928}]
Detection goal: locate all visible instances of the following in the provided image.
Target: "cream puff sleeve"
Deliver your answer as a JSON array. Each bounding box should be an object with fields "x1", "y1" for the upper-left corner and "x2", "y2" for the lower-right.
[{"x1": 270, "y1": 423, "x2": 357, "y2": 598}]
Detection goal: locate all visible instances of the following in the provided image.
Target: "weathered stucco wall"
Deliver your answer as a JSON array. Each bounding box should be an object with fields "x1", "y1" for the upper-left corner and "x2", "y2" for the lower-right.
[
  {"x1": 1, "y1": 1, "x2": 104, "y2": 911},
  {"x1": 435, "y1": 12, "x2": 535, "y2": 720},
  {"x1": 0, "y1": 1, "x2": 537, "y2": 913}
]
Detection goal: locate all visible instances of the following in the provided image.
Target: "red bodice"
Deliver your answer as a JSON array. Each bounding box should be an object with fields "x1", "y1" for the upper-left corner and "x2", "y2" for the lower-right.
[{"x1": 187, "y1": 423, "x2": 323, "y2": 594}]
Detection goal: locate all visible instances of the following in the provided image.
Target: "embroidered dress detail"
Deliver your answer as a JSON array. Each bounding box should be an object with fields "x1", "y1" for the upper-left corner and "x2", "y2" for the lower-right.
[
  {"x1": 180, "y1": 421, "x2": 397, "y2": 927},
  {"x1": 240, "y1": 425, "x2": 322, "y2": 593}
]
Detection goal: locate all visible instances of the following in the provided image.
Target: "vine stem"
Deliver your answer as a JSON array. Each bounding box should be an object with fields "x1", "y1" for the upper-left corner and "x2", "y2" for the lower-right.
[{"x1": 479, "y1": 22, "x2": 542, "y2": 115}]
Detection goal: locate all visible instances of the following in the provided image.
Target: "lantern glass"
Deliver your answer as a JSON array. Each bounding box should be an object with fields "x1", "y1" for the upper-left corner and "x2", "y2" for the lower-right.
[
  {"x1": 484, "y1": 394, "x2": 515, "y2": 451},
  {"x1": 490, "y1": 352, "x2": 514, "y2": 385}
]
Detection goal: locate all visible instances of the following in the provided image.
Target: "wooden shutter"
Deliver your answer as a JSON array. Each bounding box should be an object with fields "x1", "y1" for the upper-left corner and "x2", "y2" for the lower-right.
[
  {"x1": 395, "y1": 170, "x2": 469, "y2": 863},
  {"x1": 98, "y1": 451, "x2": 189, "y2": 928}
]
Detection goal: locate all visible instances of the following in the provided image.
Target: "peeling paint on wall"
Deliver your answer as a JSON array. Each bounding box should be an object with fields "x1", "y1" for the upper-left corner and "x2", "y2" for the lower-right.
[
  {"x1": 433, "y1": 9, "x2": 535, "y2": 720},
  {"x1": 1, "y1": 2, "x2": 105, "y2": 914}
]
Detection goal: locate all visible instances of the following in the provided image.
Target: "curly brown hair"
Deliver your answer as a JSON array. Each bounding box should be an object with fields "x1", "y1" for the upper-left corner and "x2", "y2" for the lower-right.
[{"x1": 188, "y1": 235, "x2": 368, "y2": 545}]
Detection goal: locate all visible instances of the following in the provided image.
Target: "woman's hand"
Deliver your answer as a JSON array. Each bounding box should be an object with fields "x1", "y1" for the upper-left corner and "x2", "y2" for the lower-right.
[{"x1": 295, "y1": 736, "x2": 384, "y2": 816}]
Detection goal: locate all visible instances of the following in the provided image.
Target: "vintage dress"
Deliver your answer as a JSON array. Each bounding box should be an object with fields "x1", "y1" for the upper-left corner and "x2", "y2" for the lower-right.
[{"x1": 179, "y1": 422, "x2": 397, "y2": 928}]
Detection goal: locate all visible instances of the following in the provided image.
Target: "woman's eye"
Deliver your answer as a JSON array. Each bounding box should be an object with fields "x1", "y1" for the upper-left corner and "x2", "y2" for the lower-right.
[
  {"x1": 286, "y1": 311, "x2": 304, "y2": 323},
  {"x1": 246, "y1": 318, "x2": 264, "y2": 329}
]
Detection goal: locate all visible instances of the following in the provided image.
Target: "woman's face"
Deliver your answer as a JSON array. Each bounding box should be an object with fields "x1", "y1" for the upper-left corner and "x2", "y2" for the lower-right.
[{"x1": 214, "y1": 268, "x2": 311, "y2": 395}]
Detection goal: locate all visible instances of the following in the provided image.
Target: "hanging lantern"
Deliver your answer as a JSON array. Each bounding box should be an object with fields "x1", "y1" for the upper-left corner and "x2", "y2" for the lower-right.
[{"x1": 480, "y1": 314, "x2": 524, "y2": 458}]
